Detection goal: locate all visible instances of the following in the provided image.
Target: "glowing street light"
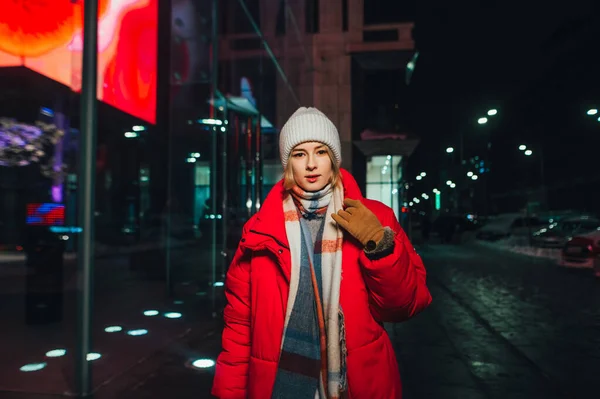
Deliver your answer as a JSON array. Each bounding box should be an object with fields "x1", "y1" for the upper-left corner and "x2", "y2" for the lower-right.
[
  {"x1": 471, "y1": 175, "x2": 479, "y2": 180},
  {"x1": 519, "y1": 144, "x2": 527, "y2": 151},
  {"x1": 446, "y1": 180, "x2": 453, "y2": 186},
  {"x1": 467, "y1": 171, "x2": 474, "y2": 177},
  {"x1": 487, "y1": 109, "x2": 498, "y2": 116},
  {"x1": 420, "y1": 172, "x2": 427, "y2": 177},
  {"x1": 524, "y1": 149, "x2": 533, "y2": 156},
  {"x1": 450, "y1": 183, "x2": 456, "y2": 188},
  {"x1": 446, "y1": 147, "x2": 454, "y2": 153},
  {"x1": 416, "y1": 175, "x2": 422, "y2": 181},
  {"x1": 477, "y1": 117, "x2": 488, "y2": 125},
  {"x1": 587, "y1": 109, "x2": 598, "y2": 116}
]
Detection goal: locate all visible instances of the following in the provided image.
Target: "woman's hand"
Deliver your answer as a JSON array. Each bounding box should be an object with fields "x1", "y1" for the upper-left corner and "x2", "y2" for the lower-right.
[{"x1": 332, "y1": 198, "x2": 384, "y2": 247}]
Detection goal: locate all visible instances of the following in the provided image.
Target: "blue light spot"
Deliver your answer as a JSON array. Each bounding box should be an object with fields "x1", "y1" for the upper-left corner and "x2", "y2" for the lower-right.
[
  {"x1": 20, "y1": 362, "x2": 47, "y2": 372},
  {"x1": 46, "y1": 349, "x2": 66, "y2": 358},
  {"x1": 127, "y1": 329, "x2": 149, "y2": 336},
  {"x1": 143, "y1": 310, "x2": 159, "y2": 316},
  {"x1": 192, "y1": 358, "x2": 215, "y2": 368}
]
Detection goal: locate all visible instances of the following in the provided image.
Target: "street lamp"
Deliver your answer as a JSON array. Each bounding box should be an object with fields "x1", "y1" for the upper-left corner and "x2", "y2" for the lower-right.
[
  {"x1": 467, "y1": 171, "x2": 473, "y2": 177},
  {"x1": 416, "y1": 175, "x2": 422, "y2": 181},
  {"x1": 420, "y1": 172, "x2": 427, "y2": 177},
  {"x1": 524, "y1": 149, "x2": 533, "y2": 156},
  {"x1": 450, "y1": 183, "x2": 456, "y2": 188},
  {"x1": 446, "y1": 147, "x2": 454, "y2": 153},
  {"x1": 487, "y1": 109, "x2": 498, "y2": 116},
  {"x1": 446, "y1": 180, "x2": 453, "y2": 186},
  {"x1": 586, "y1": 109, "x2": 598, "y2": 116},
  {"x1": 471, "y1": 175, "x2": 479, "y2": 180},
  {"x1": 478, "y1": 117, "x2": 488, "y2": 124},
  {"x1": 519, "y1": 144, "x2": 527, "y2": 151}
]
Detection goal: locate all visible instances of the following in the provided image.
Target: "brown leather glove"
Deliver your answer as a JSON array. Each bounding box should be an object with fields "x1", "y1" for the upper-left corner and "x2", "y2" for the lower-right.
[{"x1": 331, "y1": 198, "x2": 385, "y2": 247}]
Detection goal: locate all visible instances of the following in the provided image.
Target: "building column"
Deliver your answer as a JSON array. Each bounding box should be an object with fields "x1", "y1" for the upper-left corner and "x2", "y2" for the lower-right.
[
  {"x1": 286, "y1": 0, "x2": 306, "y2": 35},
  {"x1": 312, "y1": 47, "x2": 352, "y2": 172},
  {"x1": 347, "y1": 0, "x2": 364, "y2": 31},
  {"x1": 259, "y1": 0, "x2": 277, "y2": 37},
  {"x1": 319, "y1": 0, "x2": 342, "y2": 33}
]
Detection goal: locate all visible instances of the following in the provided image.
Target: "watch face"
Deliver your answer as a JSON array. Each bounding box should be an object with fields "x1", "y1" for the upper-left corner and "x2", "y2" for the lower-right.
[{"x1": 366, "y1": 240, "x2": 376, "y2": 251}]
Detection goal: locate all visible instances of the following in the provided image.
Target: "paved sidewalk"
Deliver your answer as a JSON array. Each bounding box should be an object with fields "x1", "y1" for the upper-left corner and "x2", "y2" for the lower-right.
[{"x1": 5, "y1": 244, "x2": 575, "y2": 399}]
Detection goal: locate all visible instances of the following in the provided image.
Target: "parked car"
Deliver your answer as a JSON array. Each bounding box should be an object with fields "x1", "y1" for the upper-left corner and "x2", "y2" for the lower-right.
[
  {"x1": 476, "y1": 213, "x2": 544, "y2": 242},
  {"x1": 532, "y1": 216, "x2": 600, "y2": 248},
  {"x1": 432, "y1": 214, "x2": 480, "y2": 243},
  {"x1": 559, "y1": 229, "x2": 600, "y2": 274}
]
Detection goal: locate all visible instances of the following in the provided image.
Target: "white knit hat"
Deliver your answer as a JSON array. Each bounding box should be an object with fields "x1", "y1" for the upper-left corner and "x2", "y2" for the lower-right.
[{"x1": 279, "y1": 107, "x2": 342, "y2": 169}]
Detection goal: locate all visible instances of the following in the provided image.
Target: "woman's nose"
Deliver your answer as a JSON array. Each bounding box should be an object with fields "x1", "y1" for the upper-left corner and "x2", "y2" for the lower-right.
[{"x1": 306, "y1": 155, "x2": 316, "y2": 170}]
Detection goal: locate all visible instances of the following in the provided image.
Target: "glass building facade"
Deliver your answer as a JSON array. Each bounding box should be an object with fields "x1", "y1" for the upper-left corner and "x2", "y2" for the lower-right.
[{"x1": 0, "y1": 0, "x2": 414, "y2": 396}]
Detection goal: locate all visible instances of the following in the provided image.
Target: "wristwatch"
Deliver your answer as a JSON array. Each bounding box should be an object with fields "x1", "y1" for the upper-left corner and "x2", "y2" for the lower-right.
[{"x1": 365, "y1": 239, "x2": 377, "y2": 252}]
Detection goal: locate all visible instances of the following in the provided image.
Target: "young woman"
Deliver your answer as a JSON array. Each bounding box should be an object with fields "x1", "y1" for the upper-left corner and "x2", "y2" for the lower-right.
[{"x1": 212, "y1": 107, "x2": 432, "y2": 399}]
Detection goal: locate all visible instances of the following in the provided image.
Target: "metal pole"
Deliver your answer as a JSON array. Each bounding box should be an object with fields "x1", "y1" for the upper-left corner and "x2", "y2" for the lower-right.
[
  {"x1": 254, "y1": 118, "x2": 262, "y2": 212},
  {"x1": 211, "y1": 124, "x2": 218, "y2": 312},
  {"x1": 220, "y1": 105, "x2": 228, "y2": 281},
  {"x1": 539, "y1": 144, "x2": 546, "y2": 211},
  {"x1": 76, "y1": 0, "x2": 98, "y2": 396},
  {"x1": 459, "y1": 130, "x2": 464, "y2": 167},
  {"x1": 246, "y1": 117, "x2": 254, "y2": 218},
  {"x1": 165, "y1": 120, "x2": 173, "y2": 299},
  {"x1": 254, "y1": 55, "x2": 264, "y2": 213},
  {"x1": 210, "y1": 0, "x2": 219, "y2": 315}
]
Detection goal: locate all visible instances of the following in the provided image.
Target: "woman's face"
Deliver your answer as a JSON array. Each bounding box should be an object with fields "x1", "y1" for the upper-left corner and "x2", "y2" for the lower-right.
[{"x1": 290, "y1": 142, "x2": 333, "y2": 192}]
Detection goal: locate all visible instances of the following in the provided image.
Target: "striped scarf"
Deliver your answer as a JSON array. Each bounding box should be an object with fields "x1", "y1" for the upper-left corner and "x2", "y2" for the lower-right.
[
  {"x1": 290, "y1": 184, "x2": 333, "y2": 217},
  {"x1": 272, "y1": 183, "x2": 346, "y2": 399}
]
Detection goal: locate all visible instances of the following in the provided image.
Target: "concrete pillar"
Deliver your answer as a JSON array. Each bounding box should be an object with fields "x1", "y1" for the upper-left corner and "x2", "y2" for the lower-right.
[
  {"x1": 286, "y1": 0, "x2": 306, "y2": 37},
  {"x1": 311, "y1": 44, "x2": 352, "y2": 171},
  {"x1": 347, "y1": 0, "x2": 364, "y2": 31},
  {"x1": 319, "y1": 0, "x2": 342, "y2": 33},
  {"x1": 259, "y1": 0, "x2": 277, "y2": 37}
]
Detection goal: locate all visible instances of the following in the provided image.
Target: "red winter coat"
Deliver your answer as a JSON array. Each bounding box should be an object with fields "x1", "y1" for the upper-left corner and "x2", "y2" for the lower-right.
[{"x1": 212, "y1": 169, "x2": 432, "y2": 399}]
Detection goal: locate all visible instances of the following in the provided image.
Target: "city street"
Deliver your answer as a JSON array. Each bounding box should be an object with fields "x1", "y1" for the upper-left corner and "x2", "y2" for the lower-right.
[
  {"x1": 95, "y1": 243, "x2": 600, "y2": 399},
  {"x1": 401, "y1": 243, "x2": 599, "y2": 399},
  {"x1": 4, "y1": 243, "x2": 598, "y2": 398}
]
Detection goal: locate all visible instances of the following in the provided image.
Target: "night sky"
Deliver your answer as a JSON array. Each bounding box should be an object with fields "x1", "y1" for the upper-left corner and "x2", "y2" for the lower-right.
[{"x1": 402, "y1": 0, "x2": 600, "y2": 207}]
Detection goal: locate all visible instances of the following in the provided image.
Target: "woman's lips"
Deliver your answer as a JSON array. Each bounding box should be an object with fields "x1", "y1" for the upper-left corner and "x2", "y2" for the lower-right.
[{"x1": 305, "y1": 175, "x2": 320, "y2": 183}]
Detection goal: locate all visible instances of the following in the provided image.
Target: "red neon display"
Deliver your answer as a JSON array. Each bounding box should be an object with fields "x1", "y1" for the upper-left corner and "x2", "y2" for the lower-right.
[
  {"x1": 26, "y1": 203, "x2": 66, "y2": 226},
  {"x1": 0, "y1": 0, "x2": 158, "y2": 123}
]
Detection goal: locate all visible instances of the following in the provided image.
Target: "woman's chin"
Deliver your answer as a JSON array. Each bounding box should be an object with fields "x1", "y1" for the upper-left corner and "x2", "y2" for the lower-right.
[{"x1": 296, "y1": 181, "x2": 327, "y2": 192}]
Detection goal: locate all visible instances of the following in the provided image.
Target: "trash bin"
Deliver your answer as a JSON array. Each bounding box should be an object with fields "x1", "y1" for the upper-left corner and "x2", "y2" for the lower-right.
[{"x1": 24, "y1": 227, "x2": 65, "y2": 324}]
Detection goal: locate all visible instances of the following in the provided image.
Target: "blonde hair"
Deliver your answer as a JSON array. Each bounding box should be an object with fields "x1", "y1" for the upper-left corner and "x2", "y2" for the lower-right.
[{"x1": 283, "y1": 145, "x2": 341, "y2": 191}]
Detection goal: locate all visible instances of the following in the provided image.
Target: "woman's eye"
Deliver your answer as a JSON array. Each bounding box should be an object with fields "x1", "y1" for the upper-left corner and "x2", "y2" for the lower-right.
[
  {"x1": 293, "y1": 153, "x2": 304, "y2": 157},
  {"x1": 317, "y1": 150, "x2": 327, "y2": 155}
]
